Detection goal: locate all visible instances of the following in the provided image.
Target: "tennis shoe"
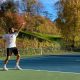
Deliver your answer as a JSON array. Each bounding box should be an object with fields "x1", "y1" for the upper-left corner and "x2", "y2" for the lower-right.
[
  {"x1": 3, "y1": 67, "x2": 8, "y2": 71},
  {"x1": 15, "y1": 66, "x2": 22, "y2": 70}
]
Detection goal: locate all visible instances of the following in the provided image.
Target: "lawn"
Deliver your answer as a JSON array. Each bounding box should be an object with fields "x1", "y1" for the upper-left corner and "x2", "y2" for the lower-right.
[{"x1": 19, "y1": 31, "x2": 62, "y2": 42}]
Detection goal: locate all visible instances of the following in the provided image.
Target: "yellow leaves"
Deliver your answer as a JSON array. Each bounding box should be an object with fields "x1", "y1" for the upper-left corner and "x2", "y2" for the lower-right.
[
  {"x1": 16, "y1": 38, "x2": 60, "y2": 49},
  {"x1": 75, "y1": 36, "x2": 80, "y2": 41}
]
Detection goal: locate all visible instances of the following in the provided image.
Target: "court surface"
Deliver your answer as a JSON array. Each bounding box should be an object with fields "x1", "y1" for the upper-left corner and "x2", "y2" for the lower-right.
[{"x1": 0, "y1": 55, "x2": 80, "y2": 80}]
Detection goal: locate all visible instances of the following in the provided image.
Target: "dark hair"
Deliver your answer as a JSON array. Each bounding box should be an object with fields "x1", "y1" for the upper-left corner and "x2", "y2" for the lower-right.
[
  {"x1": 8, "y1": 28, "x2": 11, "y2": 32},
  {"x1": 8, "y1": 27, "x2": 14, "y2": 32}
]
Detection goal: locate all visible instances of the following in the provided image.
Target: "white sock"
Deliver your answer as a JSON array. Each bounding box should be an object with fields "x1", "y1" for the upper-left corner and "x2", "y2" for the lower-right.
[
  {"x1": 4, "y1": 64, "x2": 7, "y2": 68},
  {"x1": 16, "y1": 63, "x2": 19, "y2": 67}
]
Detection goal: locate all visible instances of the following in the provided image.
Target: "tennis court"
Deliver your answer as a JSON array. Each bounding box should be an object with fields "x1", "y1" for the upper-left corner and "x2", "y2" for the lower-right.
[{"x1": 0, "y1": 54, "x2": 80, "y2": 80}]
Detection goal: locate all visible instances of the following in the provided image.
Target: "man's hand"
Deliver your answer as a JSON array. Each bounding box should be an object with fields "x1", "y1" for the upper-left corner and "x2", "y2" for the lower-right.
[
  {"x1": 22, "y1": 22, "x2": 26, "y2": 25},
  {"x1": 17, "y1": 22, "x2": 26, "y2": 33}
]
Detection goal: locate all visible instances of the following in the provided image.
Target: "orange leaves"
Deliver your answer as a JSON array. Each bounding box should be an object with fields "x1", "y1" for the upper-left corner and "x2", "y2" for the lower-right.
[
  {"x1": 14, "y1": 13, "x2": 26, "y2": 26},
  {"x1": 3, "y1": 11, "x2": 26, "y2": 30}
]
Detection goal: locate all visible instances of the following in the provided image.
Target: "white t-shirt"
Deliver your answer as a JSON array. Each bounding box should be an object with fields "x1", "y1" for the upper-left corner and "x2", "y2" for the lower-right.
[{"x1": 3, "y1": 32, "x2": 18, "y2": 48}]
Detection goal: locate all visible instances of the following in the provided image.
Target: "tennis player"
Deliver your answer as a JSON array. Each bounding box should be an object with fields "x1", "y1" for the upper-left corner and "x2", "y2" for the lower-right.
[{"x1": 2, "y1": 23, "x2": 25, "y2": 71}]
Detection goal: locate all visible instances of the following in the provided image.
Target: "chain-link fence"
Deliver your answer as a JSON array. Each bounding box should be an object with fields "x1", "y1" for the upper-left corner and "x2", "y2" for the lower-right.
[{"x1": 0, "y1": 47, "x2": 80, "y2": 57}]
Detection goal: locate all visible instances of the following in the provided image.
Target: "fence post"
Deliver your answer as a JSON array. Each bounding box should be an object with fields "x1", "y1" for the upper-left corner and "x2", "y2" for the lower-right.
[{"x1": 40, "y1": 48, "x2": 43, "y2": 55}]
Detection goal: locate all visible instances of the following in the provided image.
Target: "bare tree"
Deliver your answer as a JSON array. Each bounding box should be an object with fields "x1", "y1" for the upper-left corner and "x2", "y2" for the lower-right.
[{"x1": 24, "y1": 0, "x2": 43, "y2": 15}]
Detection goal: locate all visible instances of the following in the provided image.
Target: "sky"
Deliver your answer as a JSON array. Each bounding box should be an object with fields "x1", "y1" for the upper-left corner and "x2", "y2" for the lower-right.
[
  {"x1": 0, "y1": 0, "x2": 59, "y2": 21},
  {"x1": 40, "y1": 0, "x2": 59, "y2": 21}
]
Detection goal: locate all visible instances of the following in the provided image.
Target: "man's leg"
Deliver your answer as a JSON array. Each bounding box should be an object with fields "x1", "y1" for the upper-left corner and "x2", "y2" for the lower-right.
[
  {"x1": 3, "y1": 56, "x2": 10, "y2": 71},
  {"x1": 16, "y1": 54, "x2": 20, "y2": 67},
  {"x1": 13, "y1": 48, "x2": 22, "y2": 70},
  {"x1": 3, "y1": 48, "x2": 12, "y2": 71},
  {"x1": 15, "y1": 54, "x2": 22, "y2": 70}
]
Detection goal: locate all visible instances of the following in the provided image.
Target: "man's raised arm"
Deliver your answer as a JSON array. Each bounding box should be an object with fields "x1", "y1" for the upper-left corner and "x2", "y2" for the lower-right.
[{"x1": 15, "y1": 22, "x2": 26, "y2": 33}]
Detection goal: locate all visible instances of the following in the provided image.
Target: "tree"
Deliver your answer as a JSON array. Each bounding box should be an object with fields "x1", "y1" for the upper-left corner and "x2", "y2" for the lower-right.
[
  {"x1": 21, "y1": 0, "x2": 44, "y2": 32},
  {"x1": 24, "y1": 0, "x2": 43, "y2": 15},
  {"x1": 43, "y1": 11, "x2": 54, "y2": 21},
  {"x1": 0, "y1": 1, "x2": 25, "y2": 32},
  {"x1": 55, "y1": 0, "x2": 80, "y2": 48}
]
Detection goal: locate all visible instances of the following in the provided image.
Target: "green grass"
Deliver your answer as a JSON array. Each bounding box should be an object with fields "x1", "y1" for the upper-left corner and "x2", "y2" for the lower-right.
[
  {"x1": 33, "y1": 32, "x2": 61, "y2": 41},
  {"x1": 19, "y1": 31, "x2": 62, "y2": 42},
  {"x1": 0, "y1": 69, "x2": 80, "y2": 80}
]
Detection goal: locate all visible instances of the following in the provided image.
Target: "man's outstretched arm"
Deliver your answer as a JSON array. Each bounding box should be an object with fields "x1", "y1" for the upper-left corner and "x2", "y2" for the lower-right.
[{"x1": 15, "y1": 22, "x2": 26, "y2": 33}]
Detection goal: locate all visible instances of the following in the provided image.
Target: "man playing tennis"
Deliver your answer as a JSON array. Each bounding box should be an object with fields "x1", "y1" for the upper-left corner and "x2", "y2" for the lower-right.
[{"x1": 2, "y1": 23, "x2": 25, "y2": 71}]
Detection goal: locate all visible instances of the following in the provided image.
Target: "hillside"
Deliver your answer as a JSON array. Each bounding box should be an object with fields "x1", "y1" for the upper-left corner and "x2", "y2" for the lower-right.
[{"x1": 25, "y1": 15, "x2": 60, "y2": 35}]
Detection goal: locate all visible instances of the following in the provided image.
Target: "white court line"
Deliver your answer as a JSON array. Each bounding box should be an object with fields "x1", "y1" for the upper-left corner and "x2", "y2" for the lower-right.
[
  {"x1": 22, "y1": 69, "x2": 80, "y2": 74},
  {"x1": 0, "y1": 68, "x2": 80, "y2": 74}
]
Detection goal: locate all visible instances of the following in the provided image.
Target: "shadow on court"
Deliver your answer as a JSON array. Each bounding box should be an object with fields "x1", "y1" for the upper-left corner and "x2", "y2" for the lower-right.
[{"x1": 0, "y1": 55, "x2": 80, "y2": 73}]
